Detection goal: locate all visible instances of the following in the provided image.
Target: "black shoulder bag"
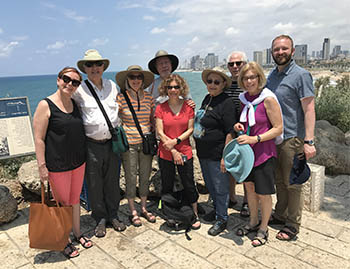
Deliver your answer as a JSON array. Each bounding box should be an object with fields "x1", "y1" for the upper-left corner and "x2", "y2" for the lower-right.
[
  {"x1": 122, "y1": 90, "x2": 157, "y2": 155},
  {"x1": 85, "y1": 80, "x2": 129, "y2": 154}
]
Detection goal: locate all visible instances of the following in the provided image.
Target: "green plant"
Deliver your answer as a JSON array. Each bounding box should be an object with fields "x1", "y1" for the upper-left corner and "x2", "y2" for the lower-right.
[
  {"x1": 315, "y1": 75, "x2": 350, "y2": 133},
  {"x1": 0, "y1": 155, "x2": 36, "y2": 179}
]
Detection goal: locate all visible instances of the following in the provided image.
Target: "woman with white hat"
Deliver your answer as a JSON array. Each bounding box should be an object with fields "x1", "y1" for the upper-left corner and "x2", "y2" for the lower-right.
[
  {"x1": 116, "y1": 65, "x2": 156, "y2": 227},
  {"x1": 194, "y1": 67, "x2": 238, "y2": 236},
  {"x1": 234, "y1": 62, "x2": 283, "y2": 247}
]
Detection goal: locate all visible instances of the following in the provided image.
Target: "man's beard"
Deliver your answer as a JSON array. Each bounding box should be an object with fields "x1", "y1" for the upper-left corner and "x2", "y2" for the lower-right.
[{"x1": 272, "y1": 52, "x2": 293, "y2": 66}]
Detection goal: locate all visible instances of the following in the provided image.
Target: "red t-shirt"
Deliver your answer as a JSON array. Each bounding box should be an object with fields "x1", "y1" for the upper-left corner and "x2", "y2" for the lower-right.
[{"x1": 155, "y1": 101, "x2": 194, "y2": 161}]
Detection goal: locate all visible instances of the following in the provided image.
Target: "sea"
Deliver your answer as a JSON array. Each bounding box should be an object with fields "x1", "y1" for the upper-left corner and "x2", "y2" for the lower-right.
[{"x1": 0, "y1": 72, "x2": 207, "y2": 115}]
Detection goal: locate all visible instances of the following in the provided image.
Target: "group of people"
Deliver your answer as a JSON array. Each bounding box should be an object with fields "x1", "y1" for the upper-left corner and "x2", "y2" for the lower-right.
[{"x1": 33, "y1": 34, "x2": 316, "y2": 257}]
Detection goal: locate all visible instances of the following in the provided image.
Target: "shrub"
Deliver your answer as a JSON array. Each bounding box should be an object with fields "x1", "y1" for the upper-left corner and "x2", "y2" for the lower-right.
[{"x1": 315, "y1": 75, "x2": 350, "y2": 133}]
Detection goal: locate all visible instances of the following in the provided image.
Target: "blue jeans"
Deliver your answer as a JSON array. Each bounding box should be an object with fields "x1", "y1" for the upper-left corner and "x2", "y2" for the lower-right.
[{"x1": 199, "y1": 158, "x2": 229, "y2": 221}]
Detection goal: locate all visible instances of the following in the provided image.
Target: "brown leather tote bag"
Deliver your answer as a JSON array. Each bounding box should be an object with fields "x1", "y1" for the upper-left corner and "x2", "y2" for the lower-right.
[{"x1": 28, "y1": 182, "x2": 73, "y2": 251}]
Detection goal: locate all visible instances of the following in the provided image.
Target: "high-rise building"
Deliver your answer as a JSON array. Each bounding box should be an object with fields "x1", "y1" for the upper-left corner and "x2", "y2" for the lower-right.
[
  {"x1": 190, "y1": 55, "x2": 203, "y2": 70},
  {"x1": 253, "y1": 51, "x2": 263, "y2": 65},
  {"x1": 294, "y1": 44, "x2": 308, "y2": 65},
  {"x1": 204, "y1": 53, "x2": 218, "y2": 68},
  {"x1": 322, "y1": 38, "x2": 330, "y2": 60},
  {"x1": 332, "y1": 45, "x2": 341, "y2": 57}
]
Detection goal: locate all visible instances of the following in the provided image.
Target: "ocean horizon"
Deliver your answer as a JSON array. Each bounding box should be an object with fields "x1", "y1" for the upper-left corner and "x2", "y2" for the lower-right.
[{"x1": 0, "y1": 71, "x2": 207, "y2": 115}]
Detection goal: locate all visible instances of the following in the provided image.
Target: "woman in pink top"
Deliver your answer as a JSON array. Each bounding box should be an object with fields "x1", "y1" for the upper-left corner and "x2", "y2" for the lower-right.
[
  {"x1": 155, "y1": 74, "x2": 200, "y2": 230},
  {"x1": 234, "y1": 62, "x2": 283, "y2": 247}
]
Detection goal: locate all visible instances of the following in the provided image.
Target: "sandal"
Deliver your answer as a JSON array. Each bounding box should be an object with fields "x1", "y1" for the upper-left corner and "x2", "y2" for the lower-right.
[
  {"x1": 252, "y1": 229, "x2": 268, "y2": 247},
  {"x1": 63, "y1": 242, "x2": 79, "y2": 259},
  {"x1": 240, "y1": 203, "x2": 250, "y2": 218},
  {"x1": 141, "y1": 211, "x2": 156, "y2": 223},
  {"x1": 111, "y1": 218, "x2": 126, "y2": 232},
  {"x1": 74, "y1": 235, "x2": 93, "y2": 249},
  {"x1": 236, "y1": 222, "x2": 260, "y2": 236},
  {"x1": 129, "y1": 214, "x2": 142, "y2": 227},
  {"x1": 276, "y1": 226, "x2": 298, "y2": 241},
  {"x1": 191, "y1": 217, "x2": 201, "y2": 230},
  {"x1": 95, "y1": 219, "x2": 106, "y2": 238}
]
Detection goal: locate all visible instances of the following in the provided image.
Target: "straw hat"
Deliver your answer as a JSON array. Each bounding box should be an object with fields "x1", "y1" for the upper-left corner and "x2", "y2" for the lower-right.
[
  {"x1": 223, "y1": 139, "x2": 255, "y2": 183},
  {"x1": 201, "y1": 67, "x2": 232, "y2": 86},
  {"x1": 77, "y1": 49, "x2": 110, "y2": 73},
  {"x1": 115, "y1": 65, "x2": 154, "y2": 90},
  {"x1": 148, "y1": 50, "x2": 179, "y2": 75}
]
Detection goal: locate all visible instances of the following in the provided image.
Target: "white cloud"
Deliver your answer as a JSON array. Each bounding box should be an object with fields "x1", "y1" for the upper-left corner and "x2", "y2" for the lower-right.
[
  {"x1": 272, "y1": 22, "x2": 294, "y2": 33},
  {"x1": 88, "y1": 38, "x2": 109, "y2": 47},
  {"x1": 0, "y1": 41, "x2": 19, "y2": 57},
  {"x1": 131, "y1": 44, "x2": 140, "y2": 50},
  {"x1": 188, "y1": 36, "x2": 199, "y2": 45},
  {"x1": 305, "y1": 22, "x2": 323, "y2": 29},
  {"x1": 41, "y1": 2, "x2": 56, "y2": 9},
  {"x1": 150, "y1": 27, "x2": 166, "y2": 34},
  {"x1": 225, "y1": 27, "x2": 240, "y2": 36},
  {"x1": 63, "y1": 9, "x2": 90, "y2": 23},
  {"x1": 47, "y1": 41, "x2": 66, "y2": 50},
  {"x1": 0, "y1": 27, "x2": 3, "y2": 34},
  {"x1": 143, "y1": 15, "x2": 155, "y2": 21}
]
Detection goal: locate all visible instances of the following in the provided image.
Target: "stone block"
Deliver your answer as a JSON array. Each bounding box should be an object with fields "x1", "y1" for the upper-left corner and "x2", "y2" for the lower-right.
[{"x1": 303, "y1": 163, "x2": 325, "y2": 213}]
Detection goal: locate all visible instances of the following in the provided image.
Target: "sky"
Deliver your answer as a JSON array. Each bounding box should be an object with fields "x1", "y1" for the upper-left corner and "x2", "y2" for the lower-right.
[{"x1": 0, "y1": 0, "x2": 349, "y2": 77}]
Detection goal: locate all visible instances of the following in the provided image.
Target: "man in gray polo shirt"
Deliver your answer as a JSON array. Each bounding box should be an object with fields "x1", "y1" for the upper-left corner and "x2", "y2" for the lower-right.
[{"x1": 266, "y1": 35, "x2": 316, "y2": 241}]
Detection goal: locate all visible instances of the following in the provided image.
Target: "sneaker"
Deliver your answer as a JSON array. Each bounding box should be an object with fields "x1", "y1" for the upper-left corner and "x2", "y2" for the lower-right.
[
  {"x1": 203, "y1": 210, "x2": 216, "y2": 222},
  {"x1": 208, "y1": 219, "x2": 227, "y2": 236}
]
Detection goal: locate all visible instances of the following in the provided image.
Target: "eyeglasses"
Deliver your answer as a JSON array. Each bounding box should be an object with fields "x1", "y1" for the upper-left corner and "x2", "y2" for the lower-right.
[
  {"x1": 128, "y1": 75, "x2": 143, "y2": 80},
  {"x1": 242, "y1": 75, "x2": 258, "y2": 82},
  {"x1": 84, "y1": 61, "x2": 104, "y2": 68},
  {"x1": 228, "y1": 61, "x2": 243, "y2": 67},
  {"x1": 206, "y1": 79, "x2": 222, "y2": 85},
  {"x1": 167, "y1": 85, "x2": 180, "y2": 90},
  {"x1": 61, "y1": 75, "x2": 81, "y2": 87}
]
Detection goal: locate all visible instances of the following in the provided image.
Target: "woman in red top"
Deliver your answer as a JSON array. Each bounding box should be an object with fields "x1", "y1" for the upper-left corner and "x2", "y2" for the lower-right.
[{"x1": 155, "y1": 74, "x2": 200, "y2": 229}]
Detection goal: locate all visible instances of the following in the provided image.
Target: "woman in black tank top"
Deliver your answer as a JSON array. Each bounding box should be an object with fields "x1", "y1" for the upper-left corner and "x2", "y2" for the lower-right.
[{"x1": 33, "y1": 67, "x2": 92, "y2": 258}]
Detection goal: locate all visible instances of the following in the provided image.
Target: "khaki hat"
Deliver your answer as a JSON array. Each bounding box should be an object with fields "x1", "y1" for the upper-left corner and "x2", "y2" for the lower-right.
[
  {"x1": 115, "y1": 65, "x2": 154, "y2": 90},
  {"x1": 148, "y1": 50, "x2": 179, "y2": 75},
  {"x1": 77, "y1": 49, "x2": 110, "y2": 73},
  {"x1": 201, "y1": 67, "x2": 232, "y2": 86}
]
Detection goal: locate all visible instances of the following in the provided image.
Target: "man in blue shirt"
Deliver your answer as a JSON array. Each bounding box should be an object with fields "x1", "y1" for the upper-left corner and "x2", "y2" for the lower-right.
[{"x1": 266, "y1": 35, "x2": 316, "y2": 241}]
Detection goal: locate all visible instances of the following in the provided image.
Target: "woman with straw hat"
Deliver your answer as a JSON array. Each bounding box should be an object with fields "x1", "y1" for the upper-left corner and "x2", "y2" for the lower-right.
[
  {"x1": 194, "y1": 67, "x2": 238, "y2": 236},
  {"x1": 116, "y1": 65, "x2": 156, "y2": 227}
]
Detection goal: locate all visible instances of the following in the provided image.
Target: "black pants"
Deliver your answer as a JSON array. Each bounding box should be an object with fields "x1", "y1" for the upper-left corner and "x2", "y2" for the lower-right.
[
  {"x1": 159, "y1": 158, "x2": 199, "y2": 204},
  {"x1": 85, "y1": 140, "x2": 121, "y2": 223}
]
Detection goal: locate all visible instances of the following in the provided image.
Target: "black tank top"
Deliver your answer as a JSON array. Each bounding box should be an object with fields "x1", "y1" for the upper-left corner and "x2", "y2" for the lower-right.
[{"x1": 44, "y1": 98, "x2": 86, "y2": 172}]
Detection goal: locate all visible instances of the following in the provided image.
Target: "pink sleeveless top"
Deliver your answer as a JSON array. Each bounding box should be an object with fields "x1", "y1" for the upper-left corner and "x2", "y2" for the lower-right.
[{"x1": 242, "y1": 92, "x2": 277, "y2": 167}]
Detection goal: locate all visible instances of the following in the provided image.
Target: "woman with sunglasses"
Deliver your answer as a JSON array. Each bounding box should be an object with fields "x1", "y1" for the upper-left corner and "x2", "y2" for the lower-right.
[
  {"x1": 194, "y1": 67, "x2": 238, "y2": 236},
  {"x1": 33, "y1": 67, "x2": 92, "y2": 258},
  {"x1": 116, "y1": 65, "x2": 156, "y2": 227},
  {"x1": 234, "y1": 62, "x2": 283, "y2": 247},
  {"x1": 156, "y1": 74, "x2": 201, "y2": 229}
]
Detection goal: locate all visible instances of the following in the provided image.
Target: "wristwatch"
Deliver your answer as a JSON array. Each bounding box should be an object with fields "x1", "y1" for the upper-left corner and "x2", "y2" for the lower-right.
[
  {"x1": 304, "y1": 140, "x2": 315, "y2": 146},
  {"x1": 257, "y1": 135, "x2": 261, "y2": 143},
  {"x1": 176, "y1": 138, "x2": 182, "y2": 144}
]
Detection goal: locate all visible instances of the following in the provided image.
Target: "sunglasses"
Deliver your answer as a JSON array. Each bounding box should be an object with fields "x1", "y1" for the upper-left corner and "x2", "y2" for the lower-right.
[
  {"x1": 228, "y1": 61, "x2": 243, "y2": 67},
  {"x1": 61, "y1": 75, "x2": 81, "y2": 87},
  {"x1": 206, "y1": 79, "x2": 222, "y2": 85},
  {"x1": 128, "y1": 75, "x2": 143, "y2": 80},
  {"x1": 167, "y1": 85, "x2": 180, "y2": 90},
  {"x1": 242, "y1": 75, "x2": 258, "y2": 81},
  {"x1": 84, "y1": 61, "x2": 104, "y2": 68}
]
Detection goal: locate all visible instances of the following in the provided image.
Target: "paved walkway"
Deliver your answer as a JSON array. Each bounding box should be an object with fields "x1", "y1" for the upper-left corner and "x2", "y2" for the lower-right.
[{"x1": 1, "y1": 174, "x2": 350, "y2": 269}]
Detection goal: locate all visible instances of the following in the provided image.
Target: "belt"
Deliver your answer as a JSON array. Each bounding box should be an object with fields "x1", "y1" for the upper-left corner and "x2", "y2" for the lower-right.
[{"x1": 86, "y1": 137, "x2": 111, "y2": 144}]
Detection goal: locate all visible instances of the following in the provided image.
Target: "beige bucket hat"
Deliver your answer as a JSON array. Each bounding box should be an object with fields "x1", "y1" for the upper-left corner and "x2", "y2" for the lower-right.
[
  {"x1": 115, "y1": 65, "x2": 154, "y2": 90},
  {"x1": 77, "y1": 49, "x2": 110, "y2": 73},
  {"x1": 148, "y1": 50, "x2": 179, "y2": 75},
  {"x1": 201, "y1": 67, "x2": 232, "y2": 86}
]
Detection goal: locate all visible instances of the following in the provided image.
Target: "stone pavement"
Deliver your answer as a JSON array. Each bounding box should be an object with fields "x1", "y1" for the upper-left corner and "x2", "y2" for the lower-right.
[{"x1": 1, "y1": 174, "x2": 350, "y2": 269}]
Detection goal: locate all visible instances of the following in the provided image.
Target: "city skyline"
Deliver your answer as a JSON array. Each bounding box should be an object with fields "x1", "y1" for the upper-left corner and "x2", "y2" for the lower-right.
[{"x1": 1, "y1": 1, "x2": 350, "y2": 76}]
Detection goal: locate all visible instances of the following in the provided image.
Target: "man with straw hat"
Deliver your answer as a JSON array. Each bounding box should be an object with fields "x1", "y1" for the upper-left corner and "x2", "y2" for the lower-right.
[{"x1": 73, "y1": 49, "x2": 126, "y2": 238}]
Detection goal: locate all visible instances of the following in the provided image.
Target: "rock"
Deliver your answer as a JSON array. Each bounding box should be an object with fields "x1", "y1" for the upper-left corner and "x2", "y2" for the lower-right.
[
  {"x1": 310, "y1": 120, "x2": 350, "y2": 175},
  {"x1": 345, "y1": 131, "x2": 350, "y2": 146},
  {"x1": 0, "y1": 185, "x2": 18, "y2": 224},
  {"x1": 17, "y1": 160, "x2": 41, "y2": 195}
]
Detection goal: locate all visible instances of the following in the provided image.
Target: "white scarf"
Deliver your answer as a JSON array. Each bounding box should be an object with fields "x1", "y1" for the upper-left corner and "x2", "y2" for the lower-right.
[{"x1": 239, "y1": 88, "x2": 284, "y2": 144}]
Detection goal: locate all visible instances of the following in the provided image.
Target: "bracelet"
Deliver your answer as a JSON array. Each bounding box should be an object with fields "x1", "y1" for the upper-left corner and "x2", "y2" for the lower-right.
[
  {"x1": 38, "y1": 162, "x2": 46, "y2": 168},
  {"x1": 257, "y1": 135, "x2": 261, "y2": 143}
]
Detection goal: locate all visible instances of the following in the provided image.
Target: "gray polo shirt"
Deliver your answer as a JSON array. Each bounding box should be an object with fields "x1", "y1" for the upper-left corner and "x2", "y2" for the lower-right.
[{"x1": 266, "y1": 60, "x2": 314, "y2": 140}]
